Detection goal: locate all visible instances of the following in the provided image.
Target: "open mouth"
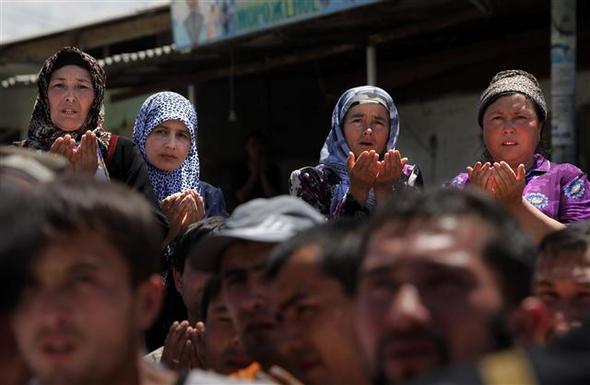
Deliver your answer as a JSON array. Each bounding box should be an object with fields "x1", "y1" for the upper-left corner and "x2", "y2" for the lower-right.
[
  {"x1": 501, "y1": 141, "x2": 518, "y2": 146},
  {"x1": 61, "y1": 109, "x2": 78, "y2": 116},
  {"x1": 41, "y1": 340, "x2": 76, "y2": 360}
]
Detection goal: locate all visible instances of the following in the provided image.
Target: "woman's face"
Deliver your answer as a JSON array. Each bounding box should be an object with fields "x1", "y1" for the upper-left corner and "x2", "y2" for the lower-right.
[
  {"x1": 482, "y1": 93, "x2": 541, "y2": 169},
  {"x1": 343, "y1": 103, "x2": 390, "y2": 158},
  {"x1": 48, "y1": 65, "x2": 95, "y2": 132},
  {"x1": 145, "y1": 119, "x2": 191, "y2": 172}
]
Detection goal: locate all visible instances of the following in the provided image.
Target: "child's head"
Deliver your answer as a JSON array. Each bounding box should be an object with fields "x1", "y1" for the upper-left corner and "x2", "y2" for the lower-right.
[{"x1": 534, "y1": 222, "x2": 590, "y2": 341}]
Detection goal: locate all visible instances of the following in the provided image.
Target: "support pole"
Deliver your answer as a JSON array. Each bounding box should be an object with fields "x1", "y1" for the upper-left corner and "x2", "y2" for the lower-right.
[
  {"x1": 366, "y1": 45, "x2": 377, "y2": 86},
  {"x1": 187, "y1": 84, "x2": 196, "y2": 107},
  {"x1": 551, "y1": 0, "x2": 577, "y2": 163}
]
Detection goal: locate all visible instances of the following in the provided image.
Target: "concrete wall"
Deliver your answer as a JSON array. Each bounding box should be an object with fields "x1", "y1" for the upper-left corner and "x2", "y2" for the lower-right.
[{"x1": 0, "y1": 87, "x2": 37, "y2": 141}]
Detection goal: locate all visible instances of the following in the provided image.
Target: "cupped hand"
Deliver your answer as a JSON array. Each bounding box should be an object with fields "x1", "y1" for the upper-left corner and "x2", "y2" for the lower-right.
[
  {"x1": 490, "y1": 161, "x2": 526, "y2": 206},
  {"x1": 346, "y1": 150, "x2": 379, "y2": 204},
  {"x1": 466, "y1": 161, "x2": 494, "y2": 192},
  {"x1": 375, "y1": 149, "x2": 407, "y2": 193},
  {"x1": 49, "y1": 134, "x2": 76, "y2": 162},
  {"x1": 161, "y1": 320, "x2": 206, "y2": 371},
  {"x1": 71, "y1": 131, "x2": 98, "y2": 174},
  {"x1": 188, "y1": 321, "x2": 207, "y2": 370},
  {"x1": 184, "y1": 189, "x2": 206, "y2": 223},
  {"x1": 161, "y1": 193, "x2": 187, "y2": 243},
  {"x1": 161, "y1": 190, "x2": 206, "y2": 244}
]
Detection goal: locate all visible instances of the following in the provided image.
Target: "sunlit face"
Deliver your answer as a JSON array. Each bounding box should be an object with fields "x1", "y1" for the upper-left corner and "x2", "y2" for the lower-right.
[
  {"x1": 48, "y1": 65, "x2": 95, "y2": 132},
  {"x1": 204, "y1": 294, "x2": 252, "y2": 375},
  {"x1": 144, "y1": 119, "x2": 191, "y2": 172},
  {"x1": 533, "y1": 249, "x2": 590, "y2": 341},
  {"x1": 343, "y1": 103, "x2": 390, "y2": 158},
  {"x1": 11, "y1": 233, "x2": 153, "y2": 385},
  {"x1": 270, "y1": 244, "x2": 367, "y2": 385},
  {"x1": 482, "y1": 94, "x2": 541, "y2": 169},
  {"x1": 356, "y1": 217, "x2": 504, "y2": 384},
  {"x1": 219, "y1": 241, "x2": 279, "y2": 368}
]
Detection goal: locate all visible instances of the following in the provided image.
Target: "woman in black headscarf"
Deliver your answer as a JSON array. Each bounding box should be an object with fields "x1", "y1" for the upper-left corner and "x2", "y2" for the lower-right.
[{"x1": 21, "y1": 46, "x2": 167, "y2": 233}]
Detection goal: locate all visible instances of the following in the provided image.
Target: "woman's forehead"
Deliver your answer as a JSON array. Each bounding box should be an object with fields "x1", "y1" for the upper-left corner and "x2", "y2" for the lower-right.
[
  {"x1": 155, "y1": 119, "x2": 190, "y2": 133},
  {"x1": 485, "y1": 93, "x2": 535, "y2": 113},
  {"x1": 345, "y1": 102, "x2": 389, "y2": 117},
  {"x1": 50, "y1": 64, "x2": 92, "y2": 81}
]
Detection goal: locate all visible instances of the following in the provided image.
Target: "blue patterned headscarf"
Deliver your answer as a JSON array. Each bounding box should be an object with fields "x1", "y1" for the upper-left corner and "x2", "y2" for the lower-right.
[
  {"x1": 319, "y1": 85, "x2": 400, "y2": 211},
  {"x1": 132, "y1": 91, "x2": 200, "y2": 202}
]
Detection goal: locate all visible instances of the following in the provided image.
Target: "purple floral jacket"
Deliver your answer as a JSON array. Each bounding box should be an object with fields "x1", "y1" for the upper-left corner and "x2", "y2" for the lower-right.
[
  {"x1": 448, "y1": 154, "x2": 590, "y2": 223},
  {"x1": 290, "y1": 163, "x2": 422, "y2": 218}
]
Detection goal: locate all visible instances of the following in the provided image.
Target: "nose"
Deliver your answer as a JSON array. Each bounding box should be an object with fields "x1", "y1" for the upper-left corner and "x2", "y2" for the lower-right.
[
  {"x1": 386, "y1": 284, "x2": 430, "y2": 331},
  {"x1": 32, "y1": 287, "x2": 72, "y2": 327},
  {"x1": 164, "y1": 134, "x2": 177, "y2": 149},
  {"x1": 230, "y1": 334, "x2": 242, "y2": 348},
  {"x1": 363, "y1": 125, "x2": 374, "y2": 136},
  {"x1": 64, "y1": 87, "x2": 77, "y2": 103},
  {"x1": 241, "y1": 280, "x2": 269, "y2": 313},
  {"x1": 502, "y1": 120, "x2": 516, "y2": 134}
]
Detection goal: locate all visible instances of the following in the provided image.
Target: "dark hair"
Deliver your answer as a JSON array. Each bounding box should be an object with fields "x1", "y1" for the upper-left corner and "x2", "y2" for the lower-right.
[
  {"x1": 266, "y1": 218, "x2": 365, "y2": 297},
  {"x1": 361, "y1": 188, "x2": 536, "y2": 309},
  {"x1": 200, "y1": 275, "x2": 222, "y2": 322},
  {"x1": 0, "y1": 190, "x2": 43, "y2": 313},
  {"x1": 539, "y1": 221, "x2": 590, "y2": 259},
  {"x1": 171, "y1": 216, "x2": 226, "y2": 273},
  {"x1": 33, "y1": 176, "x2": 162, "y2": 287},
  {"x1": 51, "y1": 51, "x2": 93, "y2": 75}
]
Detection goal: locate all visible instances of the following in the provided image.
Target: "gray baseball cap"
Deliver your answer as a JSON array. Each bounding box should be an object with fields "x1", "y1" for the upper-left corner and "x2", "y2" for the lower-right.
[
  {"x1": 190, "y1": 195, "x2": 325, "y2": 272},
  {"x1": 1, "y1": 145, "x2": 68, "y2": 184}
]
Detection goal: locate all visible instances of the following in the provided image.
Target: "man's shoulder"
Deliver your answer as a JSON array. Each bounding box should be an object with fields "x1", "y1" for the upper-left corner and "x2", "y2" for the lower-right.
[{"x1": 144, "y1": 346, "x2": 164, "y2": 364}]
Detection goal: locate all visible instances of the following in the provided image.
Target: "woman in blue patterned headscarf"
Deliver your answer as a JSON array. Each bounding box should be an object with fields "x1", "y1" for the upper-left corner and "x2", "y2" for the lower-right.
[
  {"x1": 133, "y1": 91, "x2": 226, "y2": 245},
  {"x1": 290, "y1": 85, "x2": 421, "y2": 218}
]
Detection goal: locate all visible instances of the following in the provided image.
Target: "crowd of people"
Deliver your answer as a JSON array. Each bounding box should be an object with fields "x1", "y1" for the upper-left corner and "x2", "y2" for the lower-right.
[{"x1": 1, "y1": 46, "x2": 590, "y2": 385}]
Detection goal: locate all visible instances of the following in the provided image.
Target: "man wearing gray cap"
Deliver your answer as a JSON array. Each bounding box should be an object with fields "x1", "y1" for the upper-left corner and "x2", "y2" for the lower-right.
[{"x1": 190, "y1": 195, "x2": 325, "y2": 377}]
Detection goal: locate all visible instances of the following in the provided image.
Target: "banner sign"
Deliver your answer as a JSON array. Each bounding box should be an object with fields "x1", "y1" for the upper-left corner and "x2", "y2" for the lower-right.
[{"x1": 172, "y1": 0, "x2": 380, "y2": 50}]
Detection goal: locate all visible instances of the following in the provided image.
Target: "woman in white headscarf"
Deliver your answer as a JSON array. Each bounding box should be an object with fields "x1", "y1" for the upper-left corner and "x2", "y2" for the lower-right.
[
  {"x1": 133, "y1": 91, "x2": 226, "y2": 245},
  {"x1": 290, "y1": 85, "x2": 421, "y2": 218}
]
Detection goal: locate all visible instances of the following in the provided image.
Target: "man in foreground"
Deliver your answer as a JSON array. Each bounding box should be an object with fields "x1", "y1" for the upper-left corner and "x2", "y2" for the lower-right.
[
  {"x1": 266, "y1": 220, "x2": 369, "y2": 385},
  {"x1": 191, "y1": 195, "x2": 325, "y2": 378},
  {"x1": 355, "y1": 189, "x2": 549, "y2": 384}
]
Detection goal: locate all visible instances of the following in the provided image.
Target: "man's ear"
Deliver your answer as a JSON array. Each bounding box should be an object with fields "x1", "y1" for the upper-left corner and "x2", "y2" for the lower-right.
[
  {"x1": 508, "y1": 296, "x2": 551, "y2": 347},
  {"x1": 172, "y1": 268, "x2": 183, "y2": 295},
  {"x1": 135, "y1": 274, "x2": 164, "y2": 331}
]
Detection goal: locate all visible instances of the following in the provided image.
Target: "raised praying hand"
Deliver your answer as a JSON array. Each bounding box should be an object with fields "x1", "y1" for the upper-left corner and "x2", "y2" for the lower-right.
[{"x1": 347, "y1": 149, "x2": 407, "y2": 205}]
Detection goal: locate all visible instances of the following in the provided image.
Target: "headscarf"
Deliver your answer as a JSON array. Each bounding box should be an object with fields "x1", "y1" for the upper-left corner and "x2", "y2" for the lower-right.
[
  {"x1": 319, "y1": 85, "x2": 400, "y2": 212},
  {"x1": 478, "y1": 69, "x2": 548, "y2": 127},
  {"x1": 132, "y1": 91, "x2": 200, "y2": 202},
  {"x1": 24, "y1": 47, "x2": 110, "y2": 151}
]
